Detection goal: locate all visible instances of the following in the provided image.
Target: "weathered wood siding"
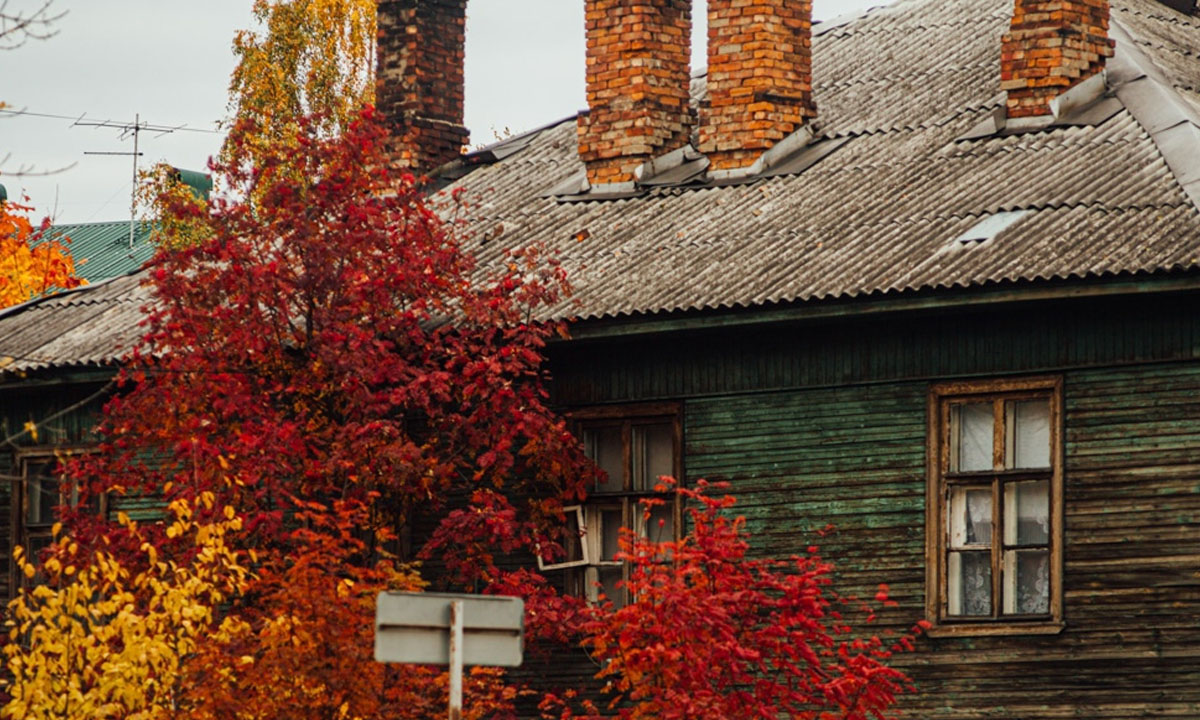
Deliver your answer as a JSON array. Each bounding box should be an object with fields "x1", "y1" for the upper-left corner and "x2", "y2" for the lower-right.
[
  {"x1": 0, "y1": 376, "x2": 110, "y2": 604},
  {"x1": 550, "y1": 294, "x2": 1200, "y2": 405},
  {"x1": 683, "y1": 368, "x2": 1200, "y2": 718},
  {"x1": 548, "y1": 293, "x2": 1200, "y2": 718}
]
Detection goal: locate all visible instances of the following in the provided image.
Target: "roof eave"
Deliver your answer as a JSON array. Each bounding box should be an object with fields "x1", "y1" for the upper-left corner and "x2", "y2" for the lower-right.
[{"x1": 559, "y1": 269, "x2": 1200, "y2": 342}]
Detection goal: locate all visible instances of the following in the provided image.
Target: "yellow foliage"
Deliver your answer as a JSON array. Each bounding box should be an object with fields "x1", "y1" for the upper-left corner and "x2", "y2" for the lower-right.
[
  {"x1": 0, "y1": 200, "x2": 84, "y2": 309},
  {"x1": 225, "y1": 0, "x2": 376, "y2": 175},
  {"x1": 2, "y1": 502, "x2": 250, "y2": 720},
  {"x1": 136, "y1": 163, "x2": 213, "y2": 251}
]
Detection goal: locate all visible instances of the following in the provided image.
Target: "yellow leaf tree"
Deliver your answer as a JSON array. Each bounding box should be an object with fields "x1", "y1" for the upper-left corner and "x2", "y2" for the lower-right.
[
  {"x1": 225, "y1": 0, "x2": 376, "y2": 172},
  {"x1": 2, "y1": 497, "x2": 250, "y2": 720},
  {"x1": 0, "y1": 199, "x2": 83, "y2": 309},
  {"x1": 139, "y1": 0, "x2": 376, "y2": 244}
]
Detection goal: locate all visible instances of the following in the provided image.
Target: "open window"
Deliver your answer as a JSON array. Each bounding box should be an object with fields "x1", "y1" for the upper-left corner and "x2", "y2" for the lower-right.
[
  {"x1": 926, "y1": 377, "x2": 1064, "y2": 636},
  {"x1": 537, "y1": 505, "x2": 590, "y2": 570},
  {"x1": 547, "y1": 403, "x2": 683, "y2": 606}
]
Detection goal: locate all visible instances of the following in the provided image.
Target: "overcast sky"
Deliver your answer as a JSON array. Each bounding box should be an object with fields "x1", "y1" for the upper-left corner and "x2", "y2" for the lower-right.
[{"x1": 2, "y1": 0, "x2": 889, "y2": 224}]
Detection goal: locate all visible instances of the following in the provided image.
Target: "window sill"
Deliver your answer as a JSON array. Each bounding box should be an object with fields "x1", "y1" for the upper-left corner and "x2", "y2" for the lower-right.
[{"x1": 925, "y1": 620, "x2": 1066, "y2": 638}]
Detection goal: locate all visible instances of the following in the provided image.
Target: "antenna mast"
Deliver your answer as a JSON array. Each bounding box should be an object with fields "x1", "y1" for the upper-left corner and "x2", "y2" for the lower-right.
[{"x1": 79, "y1": 113, "x2": 188, "y2": 248}]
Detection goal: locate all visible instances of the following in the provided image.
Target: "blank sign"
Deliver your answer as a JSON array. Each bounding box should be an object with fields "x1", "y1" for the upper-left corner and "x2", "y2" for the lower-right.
[{"x1": 374, "y1": 591, "x2": 524, "y2": 667}]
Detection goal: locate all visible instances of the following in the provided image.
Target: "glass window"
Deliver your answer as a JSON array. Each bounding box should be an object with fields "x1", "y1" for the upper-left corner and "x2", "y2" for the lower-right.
[
  {"x1": 12, "y1": 449, "x2": 101, "y2": 591},
  {"x1": 552, "y1": 407, "x2": 681, "y2": 607},
  {"x1": 928, "y1": 379, "x2": 1062, "y2": 635}
]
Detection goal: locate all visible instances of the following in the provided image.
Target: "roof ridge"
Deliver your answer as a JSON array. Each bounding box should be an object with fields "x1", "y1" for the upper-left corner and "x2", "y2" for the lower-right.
[
  {"x1": 815, "y1": 5, "x2": 1008, "y2": 39},
  {"x1": 1110, "y1": 15, "x2": 1200, "y2": 213},
  {"x1": 1113, "y1": 3, "x2": 1200, "y2": 32},
  {"x1": 50, "y1": 219, "x2": 153, "y2": 229}
]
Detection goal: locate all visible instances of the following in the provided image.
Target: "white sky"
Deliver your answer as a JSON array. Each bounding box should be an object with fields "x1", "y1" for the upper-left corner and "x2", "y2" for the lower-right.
[{"x1": 2, "y1": 0, "x2": 889, "y2": 224}]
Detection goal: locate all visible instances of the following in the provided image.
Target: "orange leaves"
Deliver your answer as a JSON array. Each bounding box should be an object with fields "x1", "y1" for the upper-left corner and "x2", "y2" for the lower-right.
[{"x1": 0, "y1": 199, "x2": 83, "y2": 309}]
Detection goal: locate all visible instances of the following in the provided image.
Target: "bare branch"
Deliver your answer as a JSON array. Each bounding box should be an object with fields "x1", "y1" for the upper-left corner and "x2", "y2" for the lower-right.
[{"x1": 0, "y1": 0, "x2": 65, "y2": 50}]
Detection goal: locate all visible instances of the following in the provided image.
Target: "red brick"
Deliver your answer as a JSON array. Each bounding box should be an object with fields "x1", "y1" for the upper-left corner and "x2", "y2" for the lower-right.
[
  {"x1": 579, "y1": 0, "x2": 693, "y2": 185},
  {"x1": 376, "y1": 0, "x2": 470, "y2": 173},
  {"x1": 699, "y1": 0, "x2": 816, "y2": 172},
  {"x1": 1002, "y1": 0, "x2": 1114, "y2": 117}
]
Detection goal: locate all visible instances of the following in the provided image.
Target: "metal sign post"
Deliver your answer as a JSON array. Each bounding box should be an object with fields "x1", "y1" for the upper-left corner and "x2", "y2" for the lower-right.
[
  {"x1": 375, "y1": 592, "x2": 524, "y2": 720},
  {"x1": 448, "y1": 601, "x2": 464, "y2": 718}
]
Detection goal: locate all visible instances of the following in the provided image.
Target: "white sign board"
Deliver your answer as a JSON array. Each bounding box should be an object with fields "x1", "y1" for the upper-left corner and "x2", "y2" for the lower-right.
[{"x1": 374, "y1": 591, "x2": 524, "y2": 667}]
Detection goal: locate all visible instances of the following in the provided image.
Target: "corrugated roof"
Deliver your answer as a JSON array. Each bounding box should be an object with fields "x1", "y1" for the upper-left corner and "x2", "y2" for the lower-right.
[
  {"x1": 448, "y1": 0, "x2": 1200, "y2": 321},
  {"x1": 2, "y1": 0, "x2": 1199, "y2": 375},
  {"x1": 40, "y1": 221, "x2": 155, "y2": 283},
  {"x1": 0, "y1": 273, "x2": 151, "y2": 374}
]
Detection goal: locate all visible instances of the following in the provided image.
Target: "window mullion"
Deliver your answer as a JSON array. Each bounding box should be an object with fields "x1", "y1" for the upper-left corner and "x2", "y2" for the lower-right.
[
  {"x1": 992, "y1": 399, "x2": 1005, "y2": 471},
  {"x1": 991, "y1": 476, "x2": 1002, "y2": 619},
  {"x1": 622, "y1": 420, "x2": 633, "y2": 492},
  {"x1": 992, "y1": 399, "x2": 1004, "y2": 619}
]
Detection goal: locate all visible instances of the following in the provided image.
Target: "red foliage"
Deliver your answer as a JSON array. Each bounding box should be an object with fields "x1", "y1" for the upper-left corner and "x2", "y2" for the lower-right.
[
  {"x1": 543, "y1": 481, "x2": 925, "y2": 720},
  {"x1": 63, "y1": 110, "x2": 591, "y2": 718},
  {"x1": 54, "y1": 110, "x2": 919, "y2": 720}
]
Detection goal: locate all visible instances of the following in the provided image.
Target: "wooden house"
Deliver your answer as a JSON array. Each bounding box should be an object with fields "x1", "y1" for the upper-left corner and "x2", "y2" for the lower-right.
[{"x1": 1, "y1": 0, "x2": 1198, "y2": 716}]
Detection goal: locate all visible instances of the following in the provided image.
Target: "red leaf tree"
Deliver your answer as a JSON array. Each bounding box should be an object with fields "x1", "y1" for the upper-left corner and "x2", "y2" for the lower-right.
[
  {"x1": 62, "y1": 111, "x2": 589, "y2": 719},
  {"x1": 46, "y1": 110, "x2": 919, "y2": 720},
  {"x1": 543, "y1": 481, "x2": 924, "y2": 720}
]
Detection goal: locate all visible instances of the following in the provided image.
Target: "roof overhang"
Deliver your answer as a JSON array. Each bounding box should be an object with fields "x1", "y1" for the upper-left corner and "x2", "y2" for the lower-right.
[{"x1": 559, "y1": 270, "x2": 1200, "y2": 342}]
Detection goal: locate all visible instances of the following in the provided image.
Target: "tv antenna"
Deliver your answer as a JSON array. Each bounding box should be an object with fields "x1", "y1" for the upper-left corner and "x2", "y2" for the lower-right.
[{"x1": 78, "y1": 113, "x2": 188, "y2": 248}]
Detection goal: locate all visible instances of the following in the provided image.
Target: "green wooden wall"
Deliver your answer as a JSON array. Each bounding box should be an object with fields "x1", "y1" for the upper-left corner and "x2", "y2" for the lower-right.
[
  {"x1": 549, "y1": 290, "x2": 1200, "y2": 718},
  {"x1": 549, "y1": 293, "x2": 1200, "y2": 405},
  {"x1": 683, "y1": 366, "x2": 1200, "y2": 717},
  {"x1": 1, "y1": 290, "x2": 1197, "y2": 717}
]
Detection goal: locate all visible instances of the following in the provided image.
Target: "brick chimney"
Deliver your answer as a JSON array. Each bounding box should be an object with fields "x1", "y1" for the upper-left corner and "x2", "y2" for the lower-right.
[
  {"x1": 578, "y1": 0, "x2": 693, "y2": 187},
  {"x1": 699, "y1": 0, "x2": 817, "y2": 174},
  {"x1": 1001, "y1": 0, "x2": 1115, "y2": 119},
  {"x1": 375, "y1": 0, "x2": 469, "y2": 173}
]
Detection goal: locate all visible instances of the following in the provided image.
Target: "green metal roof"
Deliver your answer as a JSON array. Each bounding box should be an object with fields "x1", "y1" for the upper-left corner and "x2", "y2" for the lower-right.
[{"x1": 40, "y1": 221, "x2": 156, "y2": 283}]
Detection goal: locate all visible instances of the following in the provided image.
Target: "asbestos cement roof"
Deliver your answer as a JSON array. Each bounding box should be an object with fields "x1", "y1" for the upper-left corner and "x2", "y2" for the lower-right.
[
  {"x1": 1, "y1": 0, "x2": 1198, "y2": 375},
  {"x1": 0, "y1": 273, "x2": 152, "y2": 375},
  {"x1": 449, "y1": 0, "x2": 1200, "y2": 322}
]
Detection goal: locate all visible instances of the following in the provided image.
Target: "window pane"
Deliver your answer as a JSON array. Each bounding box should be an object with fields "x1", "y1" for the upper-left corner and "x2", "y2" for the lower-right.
[
  {"x1": 644, "y1": 504, "x2": 674, "y2": 545},
  {"x1": 27, "y1": 474, "x2": 60, "y2": 526},
  {"x1": 949, "y1": 487, "x2": 992, "y2": 548},
  {"x1": 1004, "y1": 480, "x2": 1049, "y2": 546},
  {"x1": 632, "y1": 422, "x2": 674, "y2": 491},
  {"x1": 600, "y1": 508, "x2": 622, "y2": 561},
  {"x1": 948, "y1": 551, "x2": 991, "y2": 616},
  {"x1": 952, "y1": 403, "x2": 993, "y2": 472},
  {"x1": 560, "y1": 509, "x2": 584, "y2": 564},
  {"x1": 1004, "y1": 549, "x2": 1050, "y2": 614},
  {"x1": 26, "y1": 533, "x2": 53, "y2": 559},
  {"x1": 597, "y1": 566, "x2": 623, "y2": 607},
  {"x1": 584, "y1": 426, "x2": 624, "y2": 493},
  {"x1": 1010, "y1": 399, "x2": 1051, "y2": 469}
]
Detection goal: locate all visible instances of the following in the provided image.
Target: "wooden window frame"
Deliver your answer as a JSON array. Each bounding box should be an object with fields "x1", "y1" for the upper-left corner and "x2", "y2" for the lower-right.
[
  {"x1": 925, "y1": 377, "x2": 1065, "y2": 637},
  {"x1": 556, "y1": 402, "x2": 684, "y2": 606},
  {"x1": 10, "y1": 446, "x2": 102, "y2": 592},
  {"x1": 538, "y1": 504, "x2": 590, "y2": 570}
]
